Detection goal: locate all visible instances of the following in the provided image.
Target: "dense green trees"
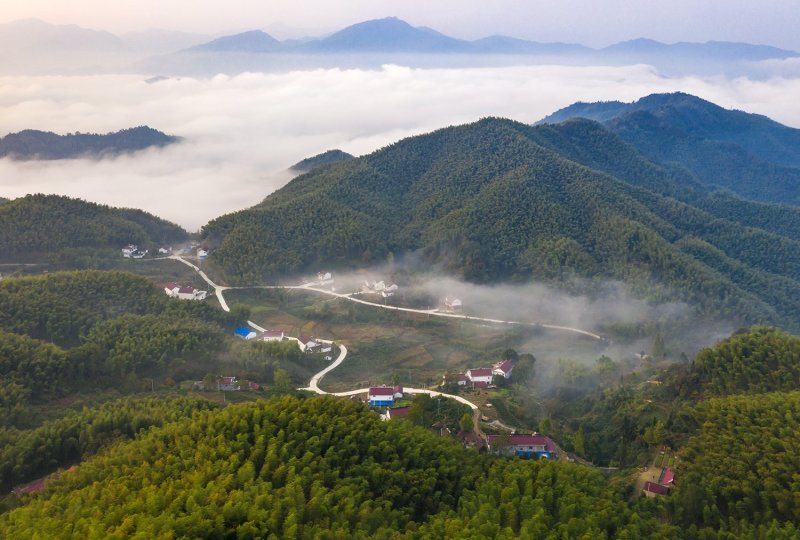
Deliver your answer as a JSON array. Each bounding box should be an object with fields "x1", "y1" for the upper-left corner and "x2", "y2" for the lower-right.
[
  {"x1": 0, "y1": 194, "x2": 187, "y2": 258},
  {"x1": 0, "y1": 396, "x2": 216, "y2": 492},
  {"x1": 202, "y1": 116, "x2": 800, "y2": 331},
  {"x1": 290, "y1": 149, "x2": 354, "y2": 173},
  {"x1": 0, "y1": 396, "x2": 672, "y2": 538},
  {"x1": 691, "y1": 326, "x2": 800, "y2": 395},
  {"x1": 671, "y1": 392, "x2": 800, "y2": 537}
]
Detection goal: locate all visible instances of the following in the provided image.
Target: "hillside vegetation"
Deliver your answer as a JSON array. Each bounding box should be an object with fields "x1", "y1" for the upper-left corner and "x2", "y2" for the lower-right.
[
  {"x1": 540, "y1": 92, "x2": 800, "y2": 205},
  {"x1": 0, "y1": 126, "x2": 178, "y2": 160},
  {"x1": 0, "y1": 396, "x2": 673, "y2": 538},
  {"x1": 290, "y1": 149, "x2": 354, "y2": 173},
  {"x1": 690, "y1": 326, "x2": 800, "y2": 396},
  {"x1": 203, "y1": 115, "x2": 800, "y2": 330},
  {"x1": 0, "y1": 194, "x2": 187, "y2": 259}
]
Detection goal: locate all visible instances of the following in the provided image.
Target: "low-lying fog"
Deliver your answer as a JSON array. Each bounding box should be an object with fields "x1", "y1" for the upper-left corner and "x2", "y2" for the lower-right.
[{"x1": 2, "y1": 65, "x2": 800, "y2": 230}]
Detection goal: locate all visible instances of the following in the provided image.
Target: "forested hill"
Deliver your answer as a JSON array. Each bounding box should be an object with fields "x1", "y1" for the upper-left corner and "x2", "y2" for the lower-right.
[
  {"x1": 0, "y1": 194, "x2": 188, "y2": 258},
  {"x1": 539, "y1": 92, "x2": 800, "y2": 205},
  {"x1": 0, "y1": 126, "x2": 178, "y2": 160},
  {"x1": 290, "y1": 149, "x2": 354, "y2": 174},
  {"x1": 203, "y1": 116, "x2": 800, "y2": 330},
  {"x1": 0, "y1": 396, "x2": 673, "y2": 538}
]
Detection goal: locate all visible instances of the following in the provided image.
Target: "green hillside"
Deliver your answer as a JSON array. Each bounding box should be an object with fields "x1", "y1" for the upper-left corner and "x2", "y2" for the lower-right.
[
  {"x1": 290, "y1": 149, "x2": 354, "y2": 173},
  {"x1": 672, "y1": 391, "x2": 800, "y2": 538},
  {"x1": 0, "y1": 396, "x2": 672, "y2": 538},
  {"x1": 0, "y1": 194, "x2": 188, "y2": 259},
  {"x1": 203, "y1": 116, "x2": 800, "y2": 330},
  {"x1": 540, "y1": 92, "x2": 800, "y2": 205}
]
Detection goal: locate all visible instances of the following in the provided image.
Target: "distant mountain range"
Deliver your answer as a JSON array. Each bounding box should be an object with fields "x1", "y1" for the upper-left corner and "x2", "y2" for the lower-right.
[
  {"x1": 539, "y1": 93, "x2": 800, "y2": 205},
  {"x1": 0, "y1": 126, "x2": 179, "y2": 160},
  {"x1": 2, "y1": 17, "x2": 797, "y2": 76},
  {"x1": 181, "y1": 17, "x2": 798, "y2": 61},
  {"x1": 201, "y1": 93, "x2": 800, "y2": 331}
]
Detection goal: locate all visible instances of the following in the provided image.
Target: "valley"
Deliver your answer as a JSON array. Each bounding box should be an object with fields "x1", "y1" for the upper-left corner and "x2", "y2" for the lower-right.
[{"x1": 2, "y1": 89, "x2": 800, "y2": 537}]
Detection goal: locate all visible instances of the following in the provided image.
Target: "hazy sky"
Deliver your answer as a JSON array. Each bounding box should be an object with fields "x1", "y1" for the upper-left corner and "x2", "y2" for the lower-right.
[{"x1": 3, "y1": 0, "x2": 800, "y2": 49}]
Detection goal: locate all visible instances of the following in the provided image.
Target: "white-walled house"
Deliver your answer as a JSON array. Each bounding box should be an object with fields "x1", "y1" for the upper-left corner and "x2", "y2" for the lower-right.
[
  {"x1": 492, "y1": 360, "x2": 514, "y2": 379},
  {"x1": 262, "y1": 330, "x2": 285, "y2": 342},
  {"x1": 368, "y1": 387, "x2": 395, "y2": 407},
  {"x1": 467, "y1": 368, "x2": 494, "y2": 386},
  {"x1": 164, "y1": 283, "x2": 207, "y2": 301},
  {"x1": 297, "y1": 335, "x2": 321, "y2": 352}
]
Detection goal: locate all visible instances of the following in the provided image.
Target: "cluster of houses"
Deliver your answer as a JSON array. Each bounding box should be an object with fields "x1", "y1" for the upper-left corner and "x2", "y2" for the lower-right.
[
  {"x1": 370, "y1": 386, "x2": 559, "y2": 460},
  {"x1": 442, "y1": 297, "x2": 463, "y2": 313},
  {"x1": 643, "y1": 467, "x2": 675, "y2": 497},
  {"x1": 360, "y1": 280, "x2": 399, "y2": 298},
  {"x1": 445, "y1": 360, "x2": 515, "y2": 389},
  {"x1": 121, "y1": 244, "x2": 148, "y2": 259},
  {"x1": 233, "y1": 327, "x2": 333, "y2": 356},
  {"x1": 164, "y1": 282, "x2": 208, "y2": 301}
]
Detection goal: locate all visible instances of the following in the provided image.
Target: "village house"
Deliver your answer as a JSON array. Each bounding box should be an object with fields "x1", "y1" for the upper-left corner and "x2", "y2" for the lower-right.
[
  {"x1": 643, "y1": 481, "x2": 670, "y2": 497},
  {"x1": 361, "y1": 280, "x2": 399, "y2": 296},
  {"x1": 317, "y1": 271, "x2": 334, "y2": 284},
  {"x1": 642, "y1": 467, "x2": 676, "y2": 497},
  {"x1": 368, "y1": 387, "x2": 395, "y2": 407},
  {"x1": 486, "y1": 433, "x2": 558, "y2": 459},
  {"x1": 297, "y1": 335, "x2": 321, "y2": 352},
  {"x1": 261, "y1": 330, "x2": 285, "y2": 342},
  {"x1": 164, "y1": 283, "x2": 208, "y2": 301},
  {"x1": 492, "y1": 360, "x2": 514, "y2": 379},
  {"x1": 383, "y1": 406, "x2": 411, "y2": 420},
  {"x1": 443, "y1": 297, "x2": 462, "y2": 313},
  {"x1": 234, "y1": 327, "x2": 257, "y2": 340},
  {"x1": 443, "y1": 372, "x2": 469, "y2": 387},
  {"x1": 217, "y1": 376, "x2": 240, "y2": 391},
  {"x1": 122, "y1": 244, "x2": 148, "y2": 259},
  {"x1": 467, "y1": 367, "x2": 494, "y2": 387},
  {"x1": 158, "y1": 247, "x2": 171, "y2": 254},
  {"x1": 197, "y1": 248, "x2": 209, "y2": 259}
]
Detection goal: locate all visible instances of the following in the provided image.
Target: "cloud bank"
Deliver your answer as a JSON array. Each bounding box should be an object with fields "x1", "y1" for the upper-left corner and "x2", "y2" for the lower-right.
[{"x1": 1, "y1": 65, "x2": 800, "y2": 230}]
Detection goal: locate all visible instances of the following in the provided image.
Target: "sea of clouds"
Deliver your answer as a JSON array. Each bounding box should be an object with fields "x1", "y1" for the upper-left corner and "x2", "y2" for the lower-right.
[{"x1": 1, "y1": 63, "x2": 800, "y2": 230}]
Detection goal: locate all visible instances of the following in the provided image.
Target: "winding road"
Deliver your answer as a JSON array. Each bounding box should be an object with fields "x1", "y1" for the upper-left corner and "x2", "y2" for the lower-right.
[{"x1": 167, "y1": 255, "x2": 603, "y2": 434}]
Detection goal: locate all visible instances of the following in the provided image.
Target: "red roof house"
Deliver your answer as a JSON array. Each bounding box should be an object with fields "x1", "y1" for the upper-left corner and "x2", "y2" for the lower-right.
[
  {"x1": 492, "y1": 360, "x2": 514, "y2": 379},
  {"x1": 644, "y1": 481, "x2": 670, "y2": 497}
]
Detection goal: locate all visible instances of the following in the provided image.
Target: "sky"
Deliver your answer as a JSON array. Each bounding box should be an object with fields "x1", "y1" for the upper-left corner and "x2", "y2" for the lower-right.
[{"x1": 2, "y1": 0, "x2": 800, "y2": 50}]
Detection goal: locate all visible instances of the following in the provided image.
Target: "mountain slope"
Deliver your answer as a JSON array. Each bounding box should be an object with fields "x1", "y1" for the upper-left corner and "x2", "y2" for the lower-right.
[
  {"x1": 203, "y1": 116, "x2": 800, "y2": 329},
  {"x1": 0, "y1": 194, "x2": 188, "y2": 258},
  {"x1": 0, "y1": 126, "x2": 179, "y2": 160},
  {"x1": 539, "y1": 92, "x2": 800, "y2": 204},
  {"x1": 290, "y1": 149, "x2": 354, "y2": 173},
  {"x1": 302, "y1": 17, "x2": 471, "y2": 53},
  {"x1": 186, "y1": 30, "x2": 280, "y2": 53}
]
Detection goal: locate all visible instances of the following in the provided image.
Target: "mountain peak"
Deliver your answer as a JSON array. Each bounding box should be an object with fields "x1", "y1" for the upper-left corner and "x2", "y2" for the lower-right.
[{"x1": 187, "y1": 30, "x2": 280, "y2": 53}]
